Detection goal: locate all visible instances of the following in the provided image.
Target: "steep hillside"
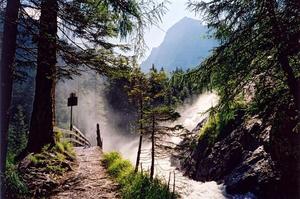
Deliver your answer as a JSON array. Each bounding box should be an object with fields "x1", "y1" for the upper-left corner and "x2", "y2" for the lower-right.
[{"x1": 141, "y1": 17, "x2": 217, "y2": 72}]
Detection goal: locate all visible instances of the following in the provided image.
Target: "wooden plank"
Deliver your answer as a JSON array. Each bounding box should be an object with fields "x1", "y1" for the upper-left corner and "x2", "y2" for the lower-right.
[
  {"x1": 64, "y1": 133, "x2": 90, "y2": 145},
  {"x1": 73, "y1": 126, "x2": 90, "y2": 142},
  {"x1": 62, "y1": 138, "x2": 87, "y2": 147},
  {"x1": 55, "y1": 126, "x2": 91, "y2": 147}
]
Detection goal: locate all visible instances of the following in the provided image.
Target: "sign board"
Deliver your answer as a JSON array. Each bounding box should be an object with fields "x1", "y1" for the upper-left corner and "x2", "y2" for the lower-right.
[{"x1": 68, "y1": 93, "x2": 78, "y2": 107}]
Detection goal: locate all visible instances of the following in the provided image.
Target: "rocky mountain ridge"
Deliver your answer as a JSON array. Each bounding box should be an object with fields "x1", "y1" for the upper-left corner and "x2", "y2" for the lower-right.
[{"x1": 141, "y1": 17, "x2": 217, "y2": 72}]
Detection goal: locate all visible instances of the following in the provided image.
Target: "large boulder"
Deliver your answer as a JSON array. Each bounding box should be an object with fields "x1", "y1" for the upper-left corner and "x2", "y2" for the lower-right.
[{"x1": 225, "y1": 146, "x2": 280, "y2": 198}]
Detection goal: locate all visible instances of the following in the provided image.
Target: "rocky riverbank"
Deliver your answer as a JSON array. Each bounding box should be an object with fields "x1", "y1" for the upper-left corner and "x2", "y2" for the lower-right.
[{"x1": 180, "y1": 107, "x2": 300, "y2": 199}]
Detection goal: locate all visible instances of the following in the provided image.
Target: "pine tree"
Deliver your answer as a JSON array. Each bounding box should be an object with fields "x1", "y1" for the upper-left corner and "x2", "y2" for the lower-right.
[
  {"x1": 22, "y1": 0, "x2": 168, "y2": 153},
  {"x1": 146, "y1": 66, "x2": 180, "y2": 180},
  {"x1": 187, "y1": 0, "x2": 300, "y2": 197},
  {"x1": 0, "y1": 0, "x2": 20, "y2": 195},
  {"x1": 187, "y1": 0, "x2": 300, "y2": 111},
  {"x1": 8, "y1": 106, "x2": 28, "y2": 156},
  {"x1": 126, "y1": 67, "x2": 149, "y2": 172},
  {"x1": 27, "y1": 0, "x2": 58, "y2": 153}
]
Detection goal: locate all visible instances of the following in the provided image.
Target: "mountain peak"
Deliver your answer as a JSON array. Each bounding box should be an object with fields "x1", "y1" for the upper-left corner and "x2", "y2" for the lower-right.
[
  {"x1": 179, "y1": 16, "x2": 198, "y2": 22},
  {"x1": 141, "y1": 17, "x2": 217, "y2": 72}
]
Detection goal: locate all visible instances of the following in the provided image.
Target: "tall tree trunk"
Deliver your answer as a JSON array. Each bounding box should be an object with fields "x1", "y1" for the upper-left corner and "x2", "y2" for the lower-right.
[
  {"x1": 27, "y1": 0, "x2": 58, "y2": 153},
  {"x1": 0, "y1": 0, "x2": 20, "y2": 196},
  {"x1": 150, "y1": 114, "x2": 155, "y2": 180},
  {"x1": 266, "y1": 0, "x2": 300, "y2": 111},
  {"x1": 135, "y1": 99, "x2": 143, "y2": 173}
]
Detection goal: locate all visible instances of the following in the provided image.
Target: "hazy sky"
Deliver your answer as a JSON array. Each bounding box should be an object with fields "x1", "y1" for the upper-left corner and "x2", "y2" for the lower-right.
[{"x1": 142, "y1": 0, "x2": 201, "y2": 60}]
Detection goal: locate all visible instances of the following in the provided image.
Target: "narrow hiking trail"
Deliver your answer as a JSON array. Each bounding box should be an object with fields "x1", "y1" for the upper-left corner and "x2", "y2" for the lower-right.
[{"x1": 51, "y1": 146, "x2": 119, "y2": 199}]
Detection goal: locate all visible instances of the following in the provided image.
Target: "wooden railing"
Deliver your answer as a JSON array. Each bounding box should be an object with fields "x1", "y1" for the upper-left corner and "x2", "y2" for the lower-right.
[{"x1": 55, "y1": 126, "x2": 91, "y2": 147}]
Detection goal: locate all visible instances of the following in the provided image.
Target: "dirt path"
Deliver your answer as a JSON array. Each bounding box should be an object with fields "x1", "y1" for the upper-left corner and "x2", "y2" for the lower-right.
[{"x1": 51, "y1": 146, "x2": 119, "y2": 199}]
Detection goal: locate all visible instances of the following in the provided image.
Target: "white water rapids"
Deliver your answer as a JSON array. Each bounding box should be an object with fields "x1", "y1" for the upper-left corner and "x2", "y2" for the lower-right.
[
  {"x1": 137, "y1": 92, "x2": 230, "y2": 199},
  {"x1": 125, "y1": 92, "x2": 255, "y2": 199}
]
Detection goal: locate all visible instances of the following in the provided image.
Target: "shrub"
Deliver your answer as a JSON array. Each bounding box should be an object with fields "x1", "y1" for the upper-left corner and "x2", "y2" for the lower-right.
[
  {"x1": 107, "y1": 159, "x2": 133, "y2": 178},
  {"x1": 102, "y1": 152, "x2": 175, "y2": 199},
  {"x1": 103, "y1": 151, "x2": 122, "y2": 166}
]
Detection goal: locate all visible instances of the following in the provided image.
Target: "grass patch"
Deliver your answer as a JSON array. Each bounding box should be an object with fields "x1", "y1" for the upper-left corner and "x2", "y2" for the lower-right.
[
  {"x1": 26, "y1": 130, "x2": 76, "y2": 174},
  {"x1": 26, "y1": 147, "x2": 73, "y2": 174},
  {"x1": 199, "y1": 99, "x2": 246, "y2": 144},
  {"x1": 102, "y1": 152, "x2": 176, "y2": 199},
  {"x1": 13, "y1": 129, "x2": 77, "y2": 197},
  {"x1": 53, "y1": 128, "x2": 76, "y2": 158},
  {"x1": 5, "y1": 153, "x2": 28, "y2": 198}
]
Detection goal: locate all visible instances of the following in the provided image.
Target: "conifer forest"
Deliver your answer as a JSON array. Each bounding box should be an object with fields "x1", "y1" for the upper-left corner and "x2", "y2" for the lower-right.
[{"x1": 0, "y1": 0, "x2": 300, "y2": 198}]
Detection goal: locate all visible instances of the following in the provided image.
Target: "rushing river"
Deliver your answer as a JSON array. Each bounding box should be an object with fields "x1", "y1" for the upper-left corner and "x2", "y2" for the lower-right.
[
  {"x1": 138, "y1": 92, "x2": 229, "y2": 199},
  {"x1": 136, "y1": 92, "x2": 255, "y2": 199},
  {"x1": 65, "y1": 76, "x2": 255, "y2": 199}
]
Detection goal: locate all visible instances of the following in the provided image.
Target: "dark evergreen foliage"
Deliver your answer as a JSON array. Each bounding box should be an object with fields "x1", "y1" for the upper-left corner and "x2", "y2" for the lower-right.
[{"x1": 187, "y1": 0, "x2": 300, "y2": 112}]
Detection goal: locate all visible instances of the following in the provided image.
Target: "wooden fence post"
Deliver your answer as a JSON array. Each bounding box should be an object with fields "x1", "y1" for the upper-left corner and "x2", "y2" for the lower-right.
[
  {"x1": 167, "y1": 171, "x2": 171, "y2": 192},
  {"x1": 172, "y1": 172, "x2": 176, "y2": 199},
  {"x1": 96, "y1": 123, "x2": 103, "y2": 149}
]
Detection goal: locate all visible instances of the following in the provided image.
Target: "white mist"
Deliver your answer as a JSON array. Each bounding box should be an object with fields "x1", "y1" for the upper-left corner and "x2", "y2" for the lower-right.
[{"x1": 57, "y1": 76, "x2": 253, "y2": 199}]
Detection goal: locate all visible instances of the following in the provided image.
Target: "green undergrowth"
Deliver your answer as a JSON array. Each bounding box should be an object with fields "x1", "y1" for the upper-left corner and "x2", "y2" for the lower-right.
[
  {"x1": 5, "y1": 128, "x2": 76, "y2": 198},
  {"x1": 27, "y1": 129, "x2": 76, "y2": 174},
  {"x1": 199, "y1": 99, "x2": 246, "y2": 144},
  {"x1": 7, "y1": 129, "x2": 77, "y2": 198},
  {"x1": 102, "y1": 152, "x2": 177, "y2": 199},
  {"x1": 5, "y1": 153, "x2": 29, "y2": 199}
]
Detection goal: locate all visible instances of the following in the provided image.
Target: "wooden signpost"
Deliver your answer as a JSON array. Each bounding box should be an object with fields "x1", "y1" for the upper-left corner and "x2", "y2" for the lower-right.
[{"x1": 68, "y1": 93, "x2": 78, "y2": 130}]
